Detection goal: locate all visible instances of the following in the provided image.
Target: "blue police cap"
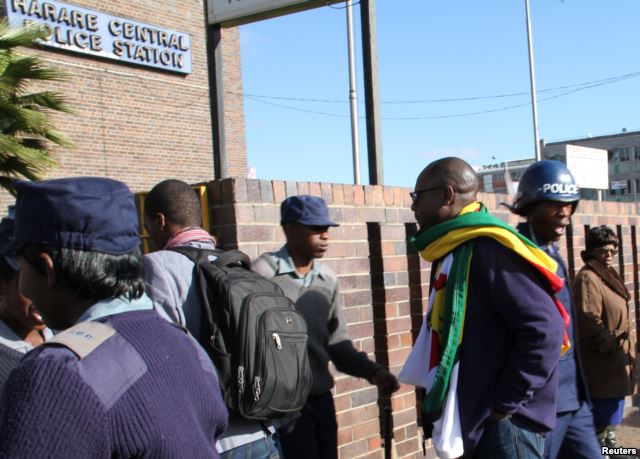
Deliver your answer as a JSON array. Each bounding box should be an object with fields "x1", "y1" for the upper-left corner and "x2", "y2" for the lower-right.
[
  {"x1": 280, "y1": 195, "x2": 339, "y2": 227},
  {"x1": 7, "y1": 177, "x2": 140, "y2": 255},
  {"x1": 0, "y1": 218, "x2": 19, "y2": 271}
]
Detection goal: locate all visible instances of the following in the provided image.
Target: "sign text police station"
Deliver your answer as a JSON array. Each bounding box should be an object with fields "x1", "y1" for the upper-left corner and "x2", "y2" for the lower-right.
[{"x1": 5, "y1": 0, "x2": 192, "y2": 74}]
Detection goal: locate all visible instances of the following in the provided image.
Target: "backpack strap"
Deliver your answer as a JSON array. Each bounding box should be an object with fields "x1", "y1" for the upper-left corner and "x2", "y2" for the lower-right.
[{"x1": 168, "y1": 246, "x2": 251, "y2": 270}]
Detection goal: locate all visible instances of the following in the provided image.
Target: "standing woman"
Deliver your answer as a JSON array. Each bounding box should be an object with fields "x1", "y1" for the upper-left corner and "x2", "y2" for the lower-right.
[{"x1": 573, "y1": 226, "x2": 635, "y2": 449}]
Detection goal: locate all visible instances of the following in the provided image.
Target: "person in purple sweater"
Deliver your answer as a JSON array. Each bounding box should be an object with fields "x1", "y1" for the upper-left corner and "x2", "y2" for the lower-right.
[{"x1": 0, "y1": 177, "x2": 228, "y2": 458}]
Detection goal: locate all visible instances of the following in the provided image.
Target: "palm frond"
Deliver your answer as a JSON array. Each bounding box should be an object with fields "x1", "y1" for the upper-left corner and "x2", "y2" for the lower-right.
[
  {"x1": 16, "y1": 91, "x2": 75, "y2": 113},
  {"x1": 0, "y1": 21, "x2": 73, "y2": 192},
  {"x1": 0, "y1": 21, "x2": 51, "y2": 49}
]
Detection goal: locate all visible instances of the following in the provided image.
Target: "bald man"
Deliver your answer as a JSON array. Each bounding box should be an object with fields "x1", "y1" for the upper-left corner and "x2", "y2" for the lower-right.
[{"x1": 400, "y1": 157, "x2": 568, "y2": 459}]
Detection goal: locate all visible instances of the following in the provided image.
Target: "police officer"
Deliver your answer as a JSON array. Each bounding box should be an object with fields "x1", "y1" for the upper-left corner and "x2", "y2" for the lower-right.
[
  {"x1": 508, "y1": 160, "x2": 602, "y2": 459},
  {"x1": 0, "y1": 177, "x2": 228, "y2": 457}
]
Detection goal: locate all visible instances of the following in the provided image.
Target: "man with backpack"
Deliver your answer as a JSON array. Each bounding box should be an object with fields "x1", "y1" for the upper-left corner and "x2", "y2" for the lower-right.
[
  {"x1": 252, "y1": 195, "x2": 400, "y2": 459},
  {"x1": 143, "y1": 179, "x2": 281, "y2": 459}
]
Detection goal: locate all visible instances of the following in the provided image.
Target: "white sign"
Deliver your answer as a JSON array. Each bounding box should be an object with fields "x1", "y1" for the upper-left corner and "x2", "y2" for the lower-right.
[
  {"x1": 209, "y1": 0, "x2": 343, "y2": 26},
  {"x1": 565, "y1": 145, "x2": 609, "y2": 190},
  {"x1": 5, "y1": 0, "x2": 192, "y2": 73}
]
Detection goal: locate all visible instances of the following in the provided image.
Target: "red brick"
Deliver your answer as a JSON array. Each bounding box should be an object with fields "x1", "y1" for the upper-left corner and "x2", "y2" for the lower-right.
[
  {"x1": 343, "y1": 186, "x2": 355, "y2": 205},
  {"x1": 236, "y1": 225, "x2": 274, "y2": 243},
  {"x1": 309, "y1": 182, "x2": 322, "y2": 197},
  {"x1": 246, "y1": 179, "x2": 260, "y2": 202},
  {"x1": 333, "y1": 184, "x2": 345, "y2": 204},
  {"x1": 358, "y1": 207, "x2": 386, "y2": 222},
  {"x1": 285, "y1": 181, "x2": 298, "y2": 198},
  {"x1": 372, "y1": 185, "x2": 385, "y2": 206},
  {"x1": 321, "y1": 182, "x2": 333, "y2": 203},
  {"x1": 272, "y1": 181, "x2": 286, "y2": 203},
  {"x1": 364, "y1": 186, "x2": 375, "y2": 205},
  {"x1": 354, "y1": 186, "x2": 365, "y2": 205},
  {"x1": 259, "y1": 180, "x2": 274, "y2": 203},
  {"x1": 253, "y1": 205, "x2": 279, "y2": 223},
  {"x1": 233, "y1": 178, "x2": 247, "y2": 203},
  {"x1": 297, "y1": 181, "x2": 310, "y2": 196},
  {"x1": 384, "y1": 186, "x2": 395, "y2": 206}
]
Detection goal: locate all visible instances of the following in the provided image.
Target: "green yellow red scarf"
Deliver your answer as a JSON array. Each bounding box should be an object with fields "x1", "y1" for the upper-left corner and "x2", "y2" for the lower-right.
[{"x1": 410, "y1": 202, "x2": 570, "y2": 414}]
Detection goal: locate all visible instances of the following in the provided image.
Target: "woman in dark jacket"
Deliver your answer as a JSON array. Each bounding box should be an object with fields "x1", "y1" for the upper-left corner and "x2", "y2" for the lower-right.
[{"x1": 573, "y1": 226, "x2": 635, "y2": 449}]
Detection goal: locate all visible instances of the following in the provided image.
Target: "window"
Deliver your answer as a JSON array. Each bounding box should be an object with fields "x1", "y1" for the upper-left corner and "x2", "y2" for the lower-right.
[
  {"x1": 635, "y1": 146, "x2": 640, "y2": 160},
  {"x1": 613, "y1": 147, "x2": 630, "y2": 162}
]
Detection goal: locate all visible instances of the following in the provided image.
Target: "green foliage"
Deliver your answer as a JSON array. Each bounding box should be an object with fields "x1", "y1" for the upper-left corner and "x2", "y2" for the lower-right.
[{"x1": 0, "y1": 20, "x2": 74, "y2": 195}]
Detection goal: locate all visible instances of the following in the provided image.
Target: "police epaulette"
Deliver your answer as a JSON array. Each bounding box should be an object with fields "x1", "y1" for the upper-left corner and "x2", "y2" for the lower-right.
[{"x1": 48, "y1": 321, "x2": 116, "y2": 359}]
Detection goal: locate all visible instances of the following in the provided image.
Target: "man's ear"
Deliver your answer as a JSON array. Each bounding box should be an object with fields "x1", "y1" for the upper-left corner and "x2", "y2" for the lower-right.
[
  {"x1": 155, "y1": 212, "x2": 167, "y2": 232},
  {"x1": 38, "y1": 252, "x2": 56, "y2": 287},
  {"x1": 282, "y1": 223, "x2": 293, "y2": 239},
  {"x1": 442, "y1": 185, "x2": 456, "y2": 205}
]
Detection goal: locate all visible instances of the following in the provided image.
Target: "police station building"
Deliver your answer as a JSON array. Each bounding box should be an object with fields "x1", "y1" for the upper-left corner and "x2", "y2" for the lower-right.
[{"x1": 0, "y1": 0, "x2": 248, "y2": 210}]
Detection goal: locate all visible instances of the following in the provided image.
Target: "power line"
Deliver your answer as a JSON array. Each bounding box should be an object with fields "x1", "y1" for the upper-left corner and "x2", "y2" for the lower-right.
[
  {"x1": 244, "y1": 71, "x2": 639, "y2": 120},
  {"x1": 327, "y1": 1, "x2": 360, "y2": 9},
  {"x1": 238, "y1": 70, "x2": 640, "y2": 105}
]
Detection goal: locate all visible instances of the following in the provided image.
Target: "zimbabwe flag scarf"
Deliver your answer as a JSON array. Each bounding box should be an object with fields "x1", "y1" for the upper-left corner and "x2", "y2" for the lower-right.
[{"x1": 399, "y1": 201, "x2": 570, "y2": 458}]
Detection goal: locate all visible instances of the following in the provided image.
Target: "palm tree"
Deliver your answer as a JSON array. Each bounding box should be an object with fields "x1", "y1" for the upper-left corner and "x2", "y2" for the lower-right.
[{"x1": 0, "y1": 20, "x2": 73, "y2": 194}]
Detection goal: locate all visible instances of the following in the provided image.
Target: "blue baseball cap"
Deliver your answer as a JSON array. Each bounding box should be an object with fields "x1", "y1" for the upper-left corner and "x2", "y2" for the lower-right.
[
  {"x1": 5, "y1": 177, "x2": 140, "y2": 255},
  {"x1": 0, "y1": 218, "x2": 19, "y2": 271},
  {"x1": 280, "y1": 195, "x2": 339, "y2": 227}
]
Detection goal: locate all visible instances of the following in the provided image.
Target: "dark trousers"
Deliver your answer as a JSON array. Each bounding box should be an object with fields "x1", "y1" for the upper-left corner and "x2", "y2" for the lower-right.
[
  {"x1": 279, "y1": 392, "x2": 337, "y2": 459},
  {"x1": 468, "y1": 416, "x2": 545, "y2": 459},
  {"x1": 544, "y1": 401, "x2": 602, "y2": 459}
]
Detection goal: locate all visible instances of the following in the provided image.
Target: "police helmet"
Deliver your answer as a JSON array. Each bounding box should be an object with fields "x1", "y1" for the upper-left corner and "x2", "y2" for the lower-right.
[{"x1": 511, "y1": 160, "x2": 580, "y2": 215}]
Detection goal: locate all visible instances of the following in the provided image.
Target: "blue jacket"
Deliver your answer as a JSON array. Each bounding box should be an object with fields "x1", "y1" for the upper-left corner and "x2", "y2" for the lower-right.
[
  {"x1": 517, "y1": 223, "x2": 589, "y2": 413},
  {"x1": 453, "y1": 237, "x2": 565, "y2": 452}
]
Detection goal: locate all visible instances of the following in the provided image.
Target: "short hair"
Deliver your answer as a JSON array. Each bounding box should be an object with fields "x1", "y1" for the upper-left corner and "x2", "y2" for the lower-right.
[
  {"x1": 144, "y1": 179, "x2": 202, "y2": 227},
  {"x1": 20, "y1": 243, "x2": 144, "y2": 301},
  {"x1": 585, "y1": 226, "x2": 618, "y2": 253}
]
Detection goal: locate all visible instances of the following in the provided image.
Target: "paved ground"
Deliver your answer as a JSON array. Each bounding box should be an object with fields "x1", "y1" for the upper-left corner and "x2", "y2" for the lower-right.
[{"x1": 618, "y1": 407, "x2": 640, "y2": 450}]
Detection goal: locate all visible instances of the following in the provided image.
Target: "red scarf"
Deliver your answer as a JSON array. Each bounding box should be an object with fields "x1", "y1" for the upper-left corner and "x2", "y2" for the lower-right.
[{"x1": 164, "y1": 227, "x2": 216, "y2": 250}]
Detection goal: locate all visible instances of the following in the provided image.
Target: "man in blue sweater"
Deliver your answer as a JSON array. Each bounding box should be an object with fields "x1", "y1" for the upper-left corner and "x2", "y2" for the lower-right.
[
  {"x1": 401, "y1": 157, "x2": 567, "y2": 458},
  {"x1": 508, "y1": 160, "x2": 602, "y2": 459},
  {"x1": 0, "y1": 177, "x2": 228, "y2": 458}
]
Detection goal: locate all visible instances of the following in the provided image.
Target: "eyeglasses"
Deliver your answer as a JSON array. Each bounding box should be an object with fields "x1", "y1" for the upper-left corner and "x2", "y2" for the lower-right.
[
  {"x1": 409, "y1": 186, "x2": 445, "y2": 203},
  {"x1": 594, "y1": 247, "x2": 618, "y2": 255}
]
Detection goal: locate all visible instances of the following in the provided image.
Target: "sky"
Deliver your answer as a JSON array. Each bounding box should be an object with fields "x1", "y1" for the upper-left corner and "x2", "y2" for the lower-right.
[{"x1": 239, "y1": 0, "x2": 640, "y2": 188}]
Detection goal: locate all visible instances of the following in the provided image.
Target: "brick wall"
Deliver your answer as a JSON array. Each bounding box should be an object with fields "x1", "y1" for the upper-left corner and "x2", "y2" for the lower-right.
[
  {"x1": 206, "y1": 178, "x2": 640, "y2": 459},
  {"x1": 0, "y1": 1, "x2": 247, "y2": 211}
]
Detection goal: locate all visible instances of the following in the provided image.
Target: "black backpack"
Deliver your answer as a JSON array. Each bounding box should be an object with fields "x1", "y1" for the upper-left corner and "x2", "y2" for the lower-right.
[{"x1": 169, "y1": 246, "x2": 312, "y2": 421}]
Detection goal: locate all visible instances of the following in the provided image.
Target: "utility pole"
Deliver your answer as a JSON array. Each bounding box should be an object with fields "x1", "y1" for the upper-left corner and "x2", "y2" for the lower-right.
[
  {"x1": 346, "y1": 0, "x2": 361, "y2": 184},
  {"x1": 360, "y1": 0, "x2": 384, "y2": 185},
  {"x1": 525, "y1": 0, "x2": 541, "y2": 161}
]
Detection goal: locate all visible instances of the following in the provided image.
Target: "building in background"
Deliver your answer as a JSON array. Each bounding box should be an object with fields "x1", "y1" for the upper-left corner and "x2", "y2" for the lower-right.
[
  {"x1": 0, "y1": 0, "x2": 248, "y2": 212},
  {"x1": 476, "y1": 158, "x2": 534, "y2": 195},
  {"x1": 476, "y1": 130, "x2": 640, "y2": 202}
]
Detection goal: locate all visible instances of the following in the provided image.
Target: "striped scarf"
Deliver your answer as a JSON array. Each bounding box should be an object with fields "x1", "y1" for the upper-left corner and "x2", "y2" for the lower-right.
[
  {"x1": 164, "y1": 227, "x2": 216, "y2": 250},
  {"x1": 399, "y1": 202, "x2": 570, "y2": 458}
]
